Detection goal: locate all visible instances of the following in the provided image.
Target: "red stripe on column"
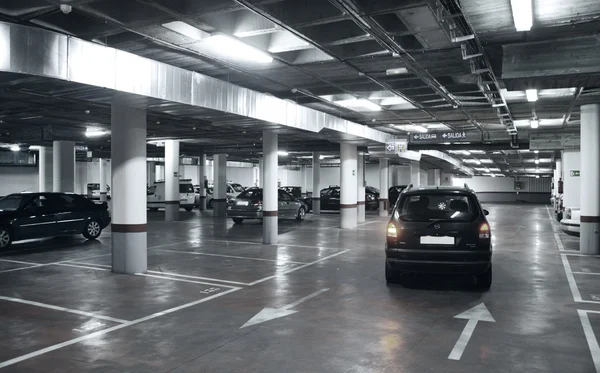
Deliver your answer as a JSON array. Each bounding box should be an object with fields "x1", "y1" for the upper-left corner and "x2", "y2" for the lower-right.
[
  {"x1": 112, "y1": 224, "x2": 147, "y2": 233},
  {"x1": 263, "y1": 211, "x2": 278, "y2": 217},
  {"x1": 581, "y1": 216, "x2": 600, "y2": 223},
  {"x1": 340, "y1": 204, "x2": 358, "y2": 209}
]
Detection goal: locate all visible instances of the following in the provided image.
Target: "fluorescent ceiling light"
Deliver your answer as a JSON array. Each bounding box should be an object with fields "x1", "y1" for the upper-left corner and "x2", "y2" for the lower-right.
[
  {"x1": 480, "y1": 159, "x2": 493, "y2": 164},
  {"x1": 277, "y1": 151, "x2": 289, "y2": 156},
  {"x1": 203, "y1": 35, "x2": 273, "y2": 63},
  {"x1": 464, "y1": 159, "x2": 481, "y2": 165},
  {"x1": 10, "y1": 145, "x2": 20, "y2": 152},
  {"x1": 394, "y1": 124, "x2": 427, "y2": 133},
  {"x1": 534, "y1": 150, "x2": 539, "y2": 154},
  {"x1": 162, "y1": 21, "x2": 210, "y2": 41},
  {"x1": 510, "y1": 0, "x2": 533, "y2": 31},
  {"x1": 85, "y1": 128, "x2": 108, "y2": 137},
  {"x1": 534, "y1": 159, "x2": 540, "y2": 164},
  {"x1": 469, "y1": 150, "x2": 486, "y2": 154},
  {"x1": 526, "y1": 89, "x2": 538, "y2": 102},
  {"x1": 530, "y1": 119, "x2": 539, "y2": 129},
  {"x1": 386, "y1": 67, "x2": 408, "y2": 75},
  {"x1": 335, "y1": 98, "x2": 381, "y2": 112}
]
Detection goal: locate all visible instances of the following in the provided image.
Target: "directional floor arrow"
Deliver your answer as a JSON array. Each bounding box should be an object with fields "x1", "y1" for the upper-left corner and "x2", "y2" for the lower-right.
[
  {"x1": 240, "y1": 289, "x2": 329, "y2": 328},
  {"x1": 448, "y1": 303, "x2": 495, "y2": 360}
]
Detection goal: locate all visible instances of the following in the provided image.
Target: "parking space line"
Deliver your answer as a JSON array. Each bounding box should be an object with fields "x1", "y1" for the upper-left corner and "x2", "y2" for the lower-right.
[
  {"x1": 561, "y1": 254, "x2": 583, "y2": 302},
  {"x1": 0, "y1": 287, "x2": 240, "y2": 369},
  {"x1": 146, "y1": 270, "x2": 250, "y2": 286},
  {"x1": 148, "y1": 241, "x2": 194, "y2": 249},
  {"x1": 136, "y1": 273, "x2": 239, "y2": 288},
  {"x1": 578, "y1": 310, "x2": 600, "y2": 373},
  {"x1": 52, "y1": 262, "x2": 112, "y2": 271},
  {"x1": 563, "y1": 253, "x2": 600, "y2": 258},
  {"x1": 0, "y1": 258, "x2": 41, "y2": 266},
  {"x1": 247, "y1": 249, "x2": 350, "y2": 286},
  {"x1": 574, "y1": 272, "x2": 600, "y2": 276},
  {"x1": 554, "y1": 233, "x2": 566, "y2": 251},
  {"x1": 0, "y1": 265, "x2": 45, "y2": 274},
  {"x1": 199, "y1": 238, "x2": 342, "y2": 251},
  {"x1": 155, "y1": 249, "x2": 308, "y2": 264},
  {"x1": 0, "y1": 296, "x2": 129, "y2": 324}
]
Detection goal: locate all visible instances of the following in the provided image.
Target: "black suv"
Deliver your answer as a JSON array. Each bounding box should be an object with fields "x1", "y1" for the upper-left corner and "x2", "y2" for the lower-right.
[{"x1": 385, "y1": 185, "x2": 492, "y2": 290}]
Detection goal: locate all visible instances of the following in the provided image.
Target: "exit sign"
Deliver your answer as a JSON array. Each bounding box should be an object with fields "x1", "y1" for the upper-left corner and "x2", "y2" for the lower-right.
[{"x1": 570, "y1": 170, "x2": 580, "y2": 177}]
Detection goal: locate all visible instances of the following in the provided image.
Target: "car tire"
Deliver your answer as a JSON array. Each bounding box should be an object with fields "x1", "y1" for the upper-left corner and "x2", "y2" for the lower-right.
[
  {"x1": 82, "y1": 220, "x2": 102, "y2": 240},
  {"x1": 296, "y1": 207, "x2": 306, "y2": 221},
  {"x1": 232, "y1": 218, "x2": 244, "y2": 224},
  {"x1": 385, "y1": 264, "x2": 401, "y2": 284},
  {"x1": 476, "y1": 264, "x2": 492, "y2": 291},
  {"x1": 0, "y1": 227, "x2": 12, "y2": 250},
  {"x1": 184, "y1": 206, "x2": 193, "y2": 212}
]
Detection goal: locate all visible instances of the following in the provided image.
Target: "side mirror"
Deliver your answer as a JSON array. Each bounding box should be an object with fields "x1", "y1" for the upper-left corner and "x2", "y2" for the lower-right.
[{"x1": 483, "y1": 209, "x2": 490, "y2": 216}]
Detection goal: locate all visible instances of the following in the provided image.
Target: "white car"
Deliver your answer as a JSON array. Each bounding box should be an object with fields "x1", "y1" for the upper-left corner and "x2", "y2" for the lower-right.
[
  {"x1": 87, "y1": 183, "x2": 111, "y2": 200},
  {"x1": 561, "y1": 207, "x2": 580, "y2": 235},
  {"x1": 206, "y1": 183, "x2": 245, "y2": 208},
  {"x1": 147, "y1": 179, "x2": 195, "y2": 211}
]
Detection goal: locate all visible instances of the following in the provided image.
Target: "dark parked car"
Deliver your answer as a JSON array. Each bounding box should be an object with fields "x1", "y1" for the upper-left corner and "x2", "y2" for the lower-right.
[
  {"x1": 385, "y1": 185, "x2": 492, "y2": 290},
  {"x1": 281, "y1": 186, "x2": 302, "y2": 198},
  {"x1": 388, "y1": 185, "x2": 408, "y2": 208},
  {"x1": 318, "y1": 186, "x2": 379, "y2": 211},
  {"x1": 227, "y1": 188, "x2": 307, "y2": 224},
  {"x1": 0, "y1": 193, "x2": 111, "y2": 250}
]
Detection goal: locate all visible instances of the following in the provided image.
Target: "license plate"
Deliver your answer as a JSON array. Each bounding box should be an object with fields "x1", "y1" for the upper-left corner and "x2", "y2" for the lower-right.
[
  {"x1": 420, "y1": 236, "x2": 454, "y2": 245},
  {"x1": 237, "y1": 201, "x2": 248, "y2": 206}
]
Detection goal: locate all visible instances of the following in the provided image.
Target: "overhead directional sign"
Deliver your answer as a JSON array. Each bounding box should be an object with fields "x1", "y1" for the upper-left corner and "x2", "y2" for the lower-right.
[
  {"x1": 240, "y1": 289, "x2": 329, "y2": 328},
  {"x1": 448, "y1": 303, "x2": 495, "y2": 360},
  {"x1": 409, "y1": 131, "x2": 479, "y2": 144},
  {"x1": 385, "y1": 139, "x2": 408, "y2": 154}
]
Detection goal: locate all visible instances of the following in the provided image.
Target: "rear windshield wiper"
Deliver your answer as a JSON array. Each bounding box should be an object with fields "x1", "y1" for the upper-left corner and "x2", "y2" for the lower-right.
[{"x1": 426, "y1": 219, "x2": 455, "y2": 227}]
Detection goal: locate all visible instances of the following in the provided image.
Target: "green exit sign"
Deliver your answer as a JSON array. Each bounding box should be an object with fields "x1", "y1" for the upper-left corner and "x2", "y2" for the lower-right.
[{"x1": 570, "y1": 170, "x2": 580, "y2": 177}]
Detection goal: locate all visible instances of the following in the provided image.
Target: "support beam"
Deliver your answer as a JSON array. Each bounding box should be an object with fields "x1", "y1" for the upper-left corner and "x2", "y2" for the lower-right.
[
  {"x1": 38, "y1": 146, "x2": 52, "y2": 192},
  {"x1": 165, "y1": 140, "x2": 180, "y2": 222},
  {"x1": 263, "y1": 130, "x2": 278, "y2": 244},
  {"x1": 340, "y1": 143, "x2": 358, "y2": 229},
  {"x1": 147, "y1": 161, "x2": 156, "y2": 185},
  {"x1": 580, "y1": 104, "x2": 600, "y2": 255},
  {"x1": 111, "y1": 102, "x2": 147, "y2": 274},
  {"x1": 213, "y1": 154, "x2": 227, "y2": 218},
  {"x1": 357, "y1": 151, "x2": 365, "y2": 223},
  {"x1": 379, "y1": 159, "x2": 389, "y2": 216},
  {"x1": 99, "y1": 158, "x2": 107, "y2": 202},
  {"x1": 410, "y1": 161, "x2": 421, "y2": 186},
  {"x1": 52, "y1": 141, "x2": 75, "y2": 192},
  {"x1": 312, "y1": 151, "x2": 321, "y2": 215},
  {"x1": 198, "y1": 154, "x2": 207, "y2": 211}
]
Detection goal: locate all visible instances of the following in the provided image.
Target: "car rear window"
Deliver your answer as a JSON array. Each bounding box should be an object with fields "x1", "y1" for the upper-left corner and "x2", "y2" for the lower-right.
[
  {"x1": 238, "y1": 189, "x2": 262, "y2": 200},
  {"x1": 179, "y1": 184, "x2": 194, "y2": 193},
  {"x1": 396, "y1": 193, "x2": 479, "y2": 222}
]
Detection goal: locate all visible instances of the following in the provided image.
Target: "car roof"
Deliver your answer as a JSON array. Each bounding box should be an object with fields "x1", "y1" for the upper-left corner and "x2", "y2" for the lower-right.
[{"x1": 402, "y1": 186, "x2": 475, "y2": 195}]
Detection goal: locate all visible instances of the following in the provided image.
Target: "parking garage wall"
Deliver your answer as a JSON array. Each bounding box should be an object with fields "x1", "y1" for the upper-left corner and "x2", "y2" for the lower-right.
[
  {"x1": 0, "y1": 166, "x2": 38, "y2": 196},
  {"x1": 453, "y1": 176, "x2": 551, "y2": 203}
]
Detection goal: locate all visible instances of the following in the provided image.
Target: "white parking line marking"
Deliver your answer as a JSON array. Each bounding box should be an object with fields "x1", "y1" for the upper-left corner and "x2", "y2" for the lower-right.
[
  {"x1": 574, "y1": 272, "x2": 600, "y2": 275},
  {"x1": 53, "y1": 263, "x2": 111, "y2": 271},
  {"x1": 561, "y1": 254, "x2": 583, "y2": 302},
  {"x1": 578, "y1": 310, "x2": 600, "y2": 373},
  {"x1": 0, "y1": 296, "x2": 128, "y2": 324},
  {"x1": 0, "y1": 258, "x2": 40, "y2": 266},
  {"x1": 0, "y1": 265, "x2": 44, "y2": 274},
  {"x1": 0, "y1": 288, "x2": 240, "y2": 369},
  {"x1": 554, "y1": 233, "x2": 566, "y2": 251},
  {"x1": 148, "y1": 241, "x2": 194, "y2": 249},
  {"x1": 156, "y1": 249, "x2": 308, "y2": 264},
  {"x1": 136, "y1": 273, "x2": 237, "y2": 288},
  {"x1": 147, "y1": 270, "x2": 250, "y2": 286},
  {"x1": 247, "y1": 250, "x2": 350, "y2": 286}
]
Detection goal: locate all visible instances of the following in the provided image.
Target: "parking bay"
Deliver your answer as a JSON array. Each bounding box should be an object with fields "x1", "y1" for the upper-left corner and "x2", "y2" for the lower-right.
[{"x1": 0, "y1": 205, "x2": 596, "y2": 372}]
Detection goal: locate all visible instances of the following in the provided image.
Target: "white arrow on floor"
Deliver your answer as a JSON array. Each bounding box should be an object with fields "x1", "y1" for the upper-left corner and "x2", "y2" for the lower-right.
[
  {"x1": 240, "y1": 288, "x2": 329, "y2": 328},
  {"x1": 448, "y1": 303, "x2": 495, "y2": 360}
]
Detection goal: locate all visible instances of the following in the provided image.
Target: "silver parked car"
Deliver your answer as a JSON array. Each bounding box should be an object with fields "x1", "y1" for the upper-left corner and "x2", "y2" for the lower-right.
[{"x1": 227, "y1": 188, "x2": 307, "y2": 224}]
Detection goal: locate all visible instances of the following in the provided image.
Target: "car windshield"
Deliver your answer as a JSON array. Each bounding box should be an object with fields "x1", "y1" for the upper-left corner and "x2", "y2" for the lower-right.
[
  {"x1": 397, "y1": 193, "x2": 478, "y2": 222},
  {"x1": 0, "y1": 195, "x2": 24, "y2": 211},
  {"x1": 367, "y1": 186, "x2": 380, "y2": 194},
  {"x1": 237, "y1": 189, "x2": 263, "y2": 200},
  {"x1": 230, "y1": 184, "x2": 245, "y2": 193}
]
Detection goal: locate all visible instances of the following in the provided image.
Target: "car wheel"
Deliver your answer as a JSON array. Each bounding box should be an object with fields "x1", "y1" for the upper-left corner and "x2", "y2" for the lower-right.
[
  {"x1": 0, "y1": 227, "x2": 12, "y2": 250},
  {"x1": 83, "y1": 220, "x2": 102, "y2": 240},
  {"x1": 296, "y1": 207, "x2": 306, "y2": 221},
  {"x1": 232, "y1": 218, "x2": 244, "y2": 224},
  {"x1": 476, "y1": 264, "x2": 492, "y2": 291},
  {"x1": 385, "y1": 264, "x2": 401, "y2": 284},
  {"x1": 184, "y1": 206, "x2": 193, "y2": 212}
]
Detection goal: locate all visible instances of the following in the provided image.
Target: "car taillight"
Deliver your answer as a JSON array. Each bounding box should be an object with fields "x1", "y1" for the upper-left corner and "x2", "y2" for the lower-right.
[
  {"x1": 479, "y1": 222, "x2": 490, "y2": 239},
  {"x1": 387, "y1": 223, "x2": 398, "y2": 238}
]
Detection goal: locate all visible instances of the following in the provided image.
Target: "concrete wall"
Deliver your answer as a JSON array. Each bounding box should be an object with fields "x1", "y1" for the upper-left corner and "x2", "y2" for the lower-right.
[
  {"x1": 453, "y1": 176, "x2": 552, "y2": 203},
  {"x1": 0, "y1": 167, "x2": 38, "y2": 195}
]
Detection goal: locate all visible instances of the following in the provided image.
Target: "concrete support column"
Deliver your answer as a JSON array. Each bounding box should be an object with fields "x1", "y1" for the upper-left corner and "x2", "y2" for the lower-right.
[
  {"x1": 99, "y1": 158, "x2": 107, "y2": 202},
  {"x1": 111, "y1": 102, "x2": 147, "y2": 274},
  {"x1": 410, "y1": 161, "x2": 421, "y2": 186},
  {"x1": 165, "y1": 140, "x2": 180, "y2": 221},
  {"x1": 213, "y1": 154, "x2": 227, "y2": 217},
  {"x1": 258, "y1": 159, "x2": 263, "y2": 188},
  {"x1": 379, "y1": 159, "x2": 389, "y2": 216},
  {"x1": 340, "y1": 143, "x2": 358, "y2": 229},
  {"x1": 312, "y1": 151, "x2": 321, "y2": 215},
  {"x1": 580, "y1": 104, "x2": 600, "y2": 255},
  {"x1": 38, "y1": 146, "x2": 53, "y2": 192},
  {"x1": 147, "y1": 161, "x2": 156, "y2": 185},
  {"x1": 357, "y1": 151, "x2": 366, "y2": 223},
  {"x1": 52, "y1": 141, "x2": 75, "y2": 192},
  {"x1": 263, "y1": 130, "x2": 278, "y2": 244},
  {"x1": 427, "y1": 169, "x2": 441, "y2": 186},
  {"x1": 198, "y1": 154, "x2": 207, "y2": 211}
]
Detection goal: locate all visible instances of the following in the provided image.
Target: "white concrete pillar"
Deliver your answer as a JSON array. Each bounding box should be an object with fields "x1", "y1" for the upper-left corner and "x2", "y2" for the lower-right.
[
  {"x1": 410, "y1": 161, "x2": 421, "y2": 186},
  {"x1": 258, "y1": 158, "x2": 263, "y2": 188},
  {"x1": 340, "y1": 143, "x2": 358, "y2": 229},
  {"x1": 164, "y1": 140, "x2": 180, "y2": 221},
  {"x1": 379, "y1": 158, "x2": 389, "y2": 216},
  {"x1": 357, "y1": 151, "x2": 366, "y2": 223},
  {"x1": 562, "y1": 150, "x2": 581, "y2": 209},
  {"x1": 198, "y1": 154, "x2": 207, "y2": 211},
  {"x1": 111, "y1": 102, "x2": 147, "y2": 274},
  {"x1": 52, "y1": 141, "x2": 75, "y2": 192},
  {"x1": 580, "y1": 104, "x2": 600, "y2": 255},
  {"x1": 263, "y1": 130, "x2": 278, "y2": 244},
  {"x1": 427, "y1": 169, "x2": 441, "y2": 186},
  {"x1": 147, "y1": 161, "x2": 156, "y2": 185},
  {"x1": 312, "y1": 151, "x2": 321, "y2": 215},
  {"x1": 38, "y1": 146, "x2": 53, "y2": 192},
  {"x1": 213, "y1": 154, "x2": 227, "y2": 217},
  {"x1": 99, "y1": 158, "x2": 107, "y2": 202}
]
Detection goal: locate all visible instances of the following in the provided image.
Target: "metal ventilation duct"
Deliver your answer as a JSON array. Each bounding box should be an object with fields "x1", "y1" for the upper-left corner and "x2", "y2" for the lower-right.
[{"x1": 0, "y1": 22, "x2": 393, "y2": 145}]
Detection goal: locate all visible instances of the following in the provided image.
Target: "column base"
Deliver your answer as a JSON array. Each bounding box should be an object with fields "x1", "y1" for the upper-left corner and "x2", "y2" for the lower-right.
[
  {"x1": 357, "y1": 202, "x2": 366, "y2": 223},
  {"x1": 581, "y1": 221, "x2": 600, "y2": 255},
  {"x1": 379, "y1": 200, "x2": 389, "y2": 217},
  {"x1": 341, "y1": 206, "x2": 358, "y2": 229},
  {"x1": 112, "y1": 230, "x2": 147, "y2": 274},
  {"x1": 263, "y1": 214, "x2": 278, "y2": 244},
  {"x1": 312, "y1": 197, "x2": 321, "y2": 214},
  {"x1": 165, "y1": 202, "x2": 180, "y2": 221},
  {"x1": 213, "y1": 200, "x2": 227, "y2": 217},
  {"x1": 198, "y1": 196, "x2": 207, "y2": 211}
]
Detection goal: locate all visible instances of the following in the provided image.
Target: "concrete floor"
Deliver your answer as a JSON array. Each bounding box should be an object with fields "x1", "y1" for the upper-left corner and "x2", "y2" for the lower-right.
[{"x1": 0, "y1": 205, "x2": 597, "y2": 372}]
